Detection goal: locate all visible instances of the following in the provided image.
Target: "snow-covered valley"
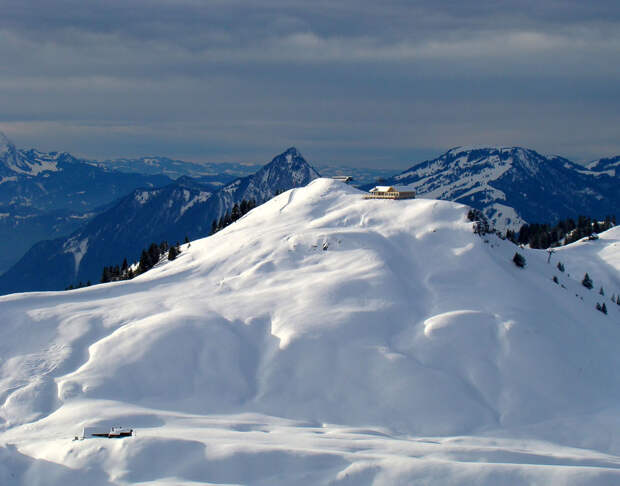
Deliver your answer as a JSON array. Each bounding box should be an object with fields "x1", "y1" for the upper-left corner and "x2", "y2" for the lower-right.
[{"x1": 0, "y1": 179, "x2": 619, "y2": 485}]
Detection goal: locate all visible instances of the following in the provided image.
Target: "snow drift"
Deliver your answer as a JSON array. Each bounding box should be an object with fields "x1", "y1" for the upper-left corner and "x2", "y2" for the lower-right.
[{"x1": 0, "y1": 178, "x2": 619, "y2": 485}]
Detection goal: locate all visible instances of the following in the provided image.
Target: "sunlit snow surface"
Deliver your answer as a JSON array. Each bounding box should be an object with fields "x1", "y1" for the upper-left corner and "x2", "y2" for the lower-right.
[{"x1": 0, "y1": 179, "x2": 619, "y2": 485}]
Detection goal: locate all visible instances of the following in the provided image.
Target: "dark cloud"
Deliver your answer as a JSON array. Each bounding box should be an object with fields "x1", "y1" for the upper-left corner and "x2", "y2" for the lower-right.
[{"x1": 1, "y1": 0, "x2": 619, "y2": 167}]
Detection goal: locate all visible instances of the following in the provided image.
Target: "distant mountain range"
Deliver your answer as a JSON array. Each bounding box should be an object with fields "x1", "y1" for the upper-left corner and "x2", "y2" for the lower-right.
[
  {"x1": 0, "y1": 132, "x2": 173, "y2": 213},
  {"x1": 0, "y1": 147, "x2": 320, "y2": 293},
  {"x1": 0, "y1": 132, "x2": 176, "y2": 274},
  {"x1": 381, "y1": 146, "x2": 618, "y2": 231},
  {"x1": 313, "y1": 164, "x2": 395, "y2": 187},
  {"x1": 96, "y1": 156, "x2": 261, "y2": 181}
]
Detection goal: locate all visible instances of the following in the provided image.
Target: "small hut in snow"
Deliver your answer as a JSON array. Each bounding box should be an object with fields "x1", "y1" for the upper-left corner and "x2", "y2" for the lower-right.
[
  {"x1": 364, "y1": 186, "x2": 416, "y2": 200},
  {"x1": 82, "y1": 426, "x2": 133, "y2": 439}
]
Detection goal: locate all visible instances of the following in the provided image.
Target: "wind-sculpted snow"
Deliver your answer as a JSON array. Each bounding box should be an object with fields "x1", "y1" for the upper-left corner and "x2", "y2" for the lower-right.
[{"x1": 0, "y1": 179, "x2": 619, "y2": 484}]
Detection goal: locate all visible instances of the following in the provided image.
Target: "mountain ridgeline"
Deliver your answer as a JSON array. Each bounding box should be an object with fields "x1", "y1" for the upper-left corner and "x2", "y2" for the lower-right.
[
  {"x1": 0, "y1": 131, "x2": 172, "y2": 213},
  {"x1": 0, "y1": 147, "x2": 320, "y2": 294},
  {"x1": 385, "y1": 146, "x2": 618, "y2": 231}
]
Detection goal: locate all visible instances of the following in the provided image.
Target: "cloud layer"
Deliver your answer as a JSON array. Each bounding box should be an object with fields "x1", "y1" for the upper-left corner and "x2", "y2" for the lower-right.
[{"x1": 1, "y1": 0, "x2": 619, "y2": 167}]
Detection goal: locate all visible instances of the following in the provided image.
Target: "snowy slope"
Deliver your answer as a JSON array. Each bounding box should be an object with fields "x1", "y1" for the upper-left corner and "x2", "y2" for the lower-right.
[
  {"x1": 0, "y1": 179, "x2": 619, "y2": 485},
  {"x1": 388, "y1": 146, "x2": 619, "y2": 231}
]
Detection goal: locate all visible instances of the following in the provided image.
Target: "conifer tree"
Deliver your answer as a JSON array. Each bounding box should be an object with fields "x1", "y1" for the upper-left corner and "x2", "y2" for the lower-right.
[
  {"x1": 582, "y1": 273, "x2": 593, "y2": 289},
  {"x1": 139, "y1": 249, "x2": 151, "y2": 273},
  {"x1": 597, "y1": 302, "x2": 608, "y2": 314},
  {"x1": 231, "y1": 203, "x2": 241, "y2": 221},
  {"x1": 513, "y1": 252, "x2": 526, "y2": 268},
  {"x1": 148, "y1": 243, "x2": 160, "y2": 267}
]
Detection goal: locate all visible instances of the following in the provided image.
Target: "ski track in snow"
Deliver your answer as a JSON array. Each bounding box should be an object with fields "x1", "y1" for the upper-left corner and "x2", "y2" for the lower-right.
[{"x1": 0, "y1": 179, "x2": 619, "y2": 485}]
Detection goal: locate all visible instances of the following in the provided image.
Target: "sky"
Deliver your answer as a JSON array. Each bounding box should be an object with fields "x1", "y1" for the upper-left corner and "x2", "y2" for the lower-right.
[{"x1": 1, "y1": 0, "x2": 619, "y2": 169}]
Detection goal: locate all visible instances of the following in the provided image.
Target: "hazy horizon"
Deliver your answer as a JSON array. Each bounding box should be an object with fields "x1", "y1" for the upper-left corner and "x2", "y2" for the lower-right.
[{"x1": 1, "y1": 1, "x2": 619, "y2": 169}]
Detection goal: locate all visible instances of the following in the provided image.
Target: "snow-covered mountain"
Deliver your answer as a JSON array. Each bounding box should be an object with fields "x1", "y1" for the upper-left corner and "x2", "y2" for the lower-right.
[
  {"x1": 387, "y1": 146, "x2": 619, "y2": 231},
  {"x1": 0, "y1": 179, "x2": 618, "y2": 484},
  {"x1": 0, "y1": 147, "x2": 320, "y2": 294}
]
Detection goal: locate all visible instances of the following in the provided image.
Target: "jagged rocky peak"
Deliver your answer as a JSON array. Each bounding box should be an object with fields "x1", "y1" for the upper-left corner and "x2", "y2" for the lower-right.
[
  {"x1": 271, "y1": 146, "x2": 304, "y2": 165},
  {"x1": 0, "y1": 131, "x2": 17, "y2": 157},
  {"x1": 0, "y1": 131, "x2": 22, "y2": 175},
  {"x1": 283, "y1": 146, "x2": 300, "y2": 157},
  {"x1": 262, "y1": 146, "x2": 321, "y2": 178}
]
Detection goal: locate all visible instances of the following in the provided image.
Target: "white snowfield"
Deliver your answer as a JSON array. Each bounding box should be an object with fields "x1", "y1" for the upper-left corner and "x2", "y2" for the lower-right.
[{"x1": 0, "y1": 178, "x2": 619, "y2": 485}]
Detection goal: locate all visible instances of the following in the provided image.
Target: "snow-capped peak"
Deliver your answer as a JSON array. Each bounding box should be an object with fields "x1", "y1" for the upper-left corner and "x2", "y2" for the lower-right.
[
  {"x1": 0, "y1": 131, "x2": 63, "y2": 176},
  {"x1": 0, "y1": 130, "x2": 15, "y2": 155},
  {"x1": 0, "y1": 131, "x2": 37, "y2": 178},
  {"x1": 0, "y1": 131, "x2": 19, "y2": 170},
  {"x1": 388, "y1": 145, "x2": 619, "y2": 232}
]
